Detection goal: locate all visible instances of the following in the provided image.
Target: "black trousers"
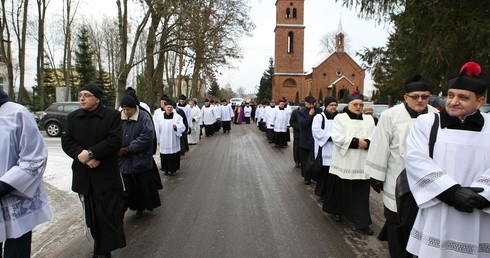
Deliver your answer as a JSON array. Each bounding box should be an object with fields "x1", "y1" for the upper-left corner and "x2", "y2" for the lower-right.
[
  {"x1": 378, "y1": 207, "x2": 413, "y2": 258},
  {"x1": 222, "y1": 121, "x2": 231, "y2": 132},
  {"x1": 245, "y1": 117, "x2": 251, "y2": 124},
  {"x1": 82, "y1": 188, "x2": 126, "y2": 255},
  {"x1": 293, "y1": 133, "x2": 300, "y2": 164},
  {"x1": 300, "y1": 147, "x2": 312, "y2": 180},
  {"x1": 0, "y1": 231, "x2": 31, "y2": 258}
]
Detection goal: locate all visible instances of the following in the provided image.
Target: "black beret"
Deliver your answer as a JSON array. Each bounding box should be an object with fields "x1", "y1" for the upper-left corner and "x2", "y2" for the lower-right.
[
  {"x1": 448, "y1": 62, "x2": 489, "y2": 95},
  {"x1": 348, "y1": 90, "x2": 363, "y2": 101},
  {"x1": 80, "y1": 84, "x2": 102, "y2": 99},
  {"x1": 204, "y1": 99, "x2": 210, "y2": 102},
  {"x1": 179, "y1": 94, "x2": 187, "y2": 100},
  {"x1": 405, "y1": 74, "x2": 431, "y2": 93},
  {"x1": 120, "y1": 94, "x2": 137, "y2": 108},
  {"x1": 304, "y1": 96, "x2": 316, "y2": 103},
  {"x1": 161, "y1": 94, "x2": 169, "y2": 101}
]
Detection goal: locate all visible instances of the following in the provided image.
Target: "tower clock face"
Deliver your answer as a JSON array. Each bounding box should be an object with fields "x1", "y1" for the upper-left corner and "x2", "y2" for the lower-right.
[{"x1": 336, "y1": 70, "x2": 342, "y2": 77}]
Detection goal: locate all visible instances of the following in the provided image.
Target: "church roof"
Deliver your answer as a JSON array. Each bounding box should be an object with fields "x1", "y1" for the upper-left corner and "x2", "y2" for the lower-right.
[{"x1": 327, "y1": 75, "x2": 355, "y2": 88}]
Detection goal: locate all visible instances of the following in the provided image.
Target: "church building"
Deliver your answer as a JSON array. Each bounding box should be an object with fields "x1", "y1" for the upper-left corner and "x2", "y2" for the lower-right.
[{"x1": 272, "y1": 0, "x2": 365, "y2": 102}]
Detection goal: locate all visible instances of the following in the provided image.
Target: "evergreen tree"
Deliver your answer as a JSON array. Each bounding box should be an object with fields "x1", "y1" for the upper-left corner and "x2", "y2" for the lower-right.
[
  {"x1": 208, "y1": 80, "x2": 220, "y2": 98},
  {"x1": 75, "y1": 25, "x2": 96, "y2": 92},
  {"x1": 256, "y1": 58, "x2": 274, "y2": 101},
  {"x1": 295, "y1": 91, "x2": 300, "y2": 104},
  {"x1": 95, "y1": 70, "x2": 116, "y2": 107},
  {"x1": 318, "y1": 89, "x2": 323, "y2": 105},
  {"x1": 332, "y1": 85, "x2": 337, "y2": 100},
  {"x1": 344, "y1": 0, "x2": 490, "y2": 102}
]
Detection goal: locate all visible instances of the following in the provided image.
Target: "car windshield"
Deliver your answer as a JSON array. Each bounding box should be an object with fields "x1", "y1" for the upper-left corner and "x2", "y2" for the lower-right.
[{"x1": 480, "y1": 104, "x2": 490, "y2": 113}]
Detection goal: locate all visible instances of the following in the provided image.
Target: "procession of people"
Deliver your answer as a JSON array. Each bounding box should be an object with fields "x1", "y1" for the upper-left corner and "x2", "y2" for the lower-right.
[{"x1": 2, "y1": 61, "x2": 489, "y2": 258}]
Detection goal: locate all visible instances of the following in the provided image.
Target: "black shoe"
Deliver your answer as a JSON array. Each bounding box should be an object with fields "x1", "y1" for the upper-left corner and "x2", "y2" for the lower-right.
[
  {"x1": 91, "y1": 252, "x2": 111, "y2": 258},
  {"x1": 164, "y1": 171, "x2": 169, "y2": 175},
  {"x1": 329, "y1": 214, "x2": 342, "y2": 222},
  {"x1": 356, "y1": 226, "x2": 374, "y2": 235},
  {"x1": 304, "y1": 179, "x2": 311, "y2": 185}
]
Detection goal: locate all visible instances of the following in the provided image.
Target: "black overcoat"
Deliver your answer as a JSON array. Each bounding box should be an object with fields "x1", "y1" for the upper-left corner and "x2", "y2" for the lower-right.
[{"x1": 62, "y1": 104, "x2": 123, "y2": 195}]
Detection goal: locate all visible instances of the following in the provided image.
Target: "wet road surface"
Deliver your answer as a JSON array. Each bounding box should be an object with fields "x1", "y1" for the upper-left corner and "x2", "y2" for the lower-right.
[{"x1": 33, "y1": 123, "x2": 389, "y2": 257}]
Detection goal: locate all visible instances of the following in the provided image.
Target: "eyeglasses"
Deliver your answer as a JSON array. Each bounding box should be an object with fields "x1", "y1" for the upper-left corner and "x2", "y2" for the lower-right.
[
  {"x1": 79, "y1": 93, "x2": 95, "y2": 98},
  {"x1": 406, "y1": 94, "x2": 430, "y2": 100},
  {"x1": 350, "y1": 103, "x2": 364, "y2": 107}
]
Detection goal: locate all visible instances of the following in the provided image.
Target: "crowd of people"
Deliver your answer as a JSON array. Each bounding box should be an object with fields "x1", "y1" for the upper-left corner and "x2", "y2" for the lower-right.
[
  {"x1": 279, "y1": 61, "x2": 490, "y2": 258},
  {"x1": 1, "y1": 61, "x2": 490, "y2": 258}
]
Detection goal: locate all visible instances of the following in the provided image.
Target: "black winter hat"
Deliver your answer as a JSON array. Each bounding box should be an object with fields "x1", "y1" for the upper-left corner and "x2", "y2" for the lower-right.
[
  {"x1": 304, "y1": 96, "x2": 316, "y2": 103},
  {"x1": 323, "y1": 96, "x2": 337, "y2": 107},
  {"x1": 80, "y1": 84, "x2": 102, "y2": 99},
  {"x1": 120, "y1": 94, "x2": 137, "y2": 108}
]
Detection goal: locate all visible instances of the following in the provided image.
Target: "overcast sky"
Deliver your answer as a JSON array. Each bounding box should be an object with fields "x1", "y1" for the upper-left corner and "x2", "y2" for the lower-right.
[
  {"x1": 216, "y1": 0, "x2": 391, "y2": 96},
  {"x1": 26, "y1": 0, "x2": 390, "y2": 97}
]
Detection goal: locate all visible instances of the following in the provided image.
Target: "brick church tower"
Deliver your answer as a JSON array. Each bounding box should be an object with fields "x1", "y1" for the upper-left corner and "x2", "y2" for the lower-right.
[{"x1": 272, "y1": 0, "x2": 306, "y2": 102}]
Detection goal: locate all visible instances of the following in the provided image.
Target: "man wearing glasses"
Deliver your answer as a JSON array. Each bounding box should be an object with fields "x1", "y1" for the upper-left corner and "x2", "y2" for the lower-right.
[
  {"x1": 62, "y1": 84, "x2": 126, "y2": 257},
  {"x1": 405, "y1": 62, "x2": 490, "y2": 257},
  {"x1": 365, "y1": 75, "x2": 438, "y2": 257},
  {"x1": 326, "y1": 90, "x2": 376, "y2": 235}
]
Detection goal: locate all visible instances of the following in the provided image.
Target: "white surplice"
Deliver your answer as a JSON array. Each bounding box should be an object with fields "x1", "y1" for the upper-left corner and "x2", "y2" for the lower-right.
[
  {"x1": 155, "y1": 112, "x2": 186, "y2": 154},
  {"x1": 312, "y1": 113, "x2": 334, "y2": 166},
  {"x1": 365, "y1": 104, "x2": 438, "y2": 211},
  {"x1": 406, "y1": 112, "x2": 490, "y2": 257},
  {"x1": 330, "y1": 113, "x2": 375, "y2": 180},
  {"x1": 273, "y1": 108, "x2": 289, "y2": 132},
  {"x1": 0, "y1": 102, "x2": 52, "y2": 241}
]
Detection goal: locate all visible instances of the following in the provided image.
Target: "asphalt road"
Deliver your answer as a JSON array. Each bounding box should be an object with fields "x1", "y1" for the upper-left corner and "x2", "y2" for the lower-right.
[{"x1": 32, "y1": 124, "x2": 389, "y2": 258}]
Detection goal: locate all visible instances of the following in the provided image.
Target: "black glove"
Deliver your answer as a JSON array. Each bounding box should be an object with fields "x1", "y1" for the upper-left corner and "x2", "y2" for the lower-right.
[
  {"x1": 370, "y1": 178, "x2": 383, "y2": 194},
  {"x1": 438, "y1": 185, "x2": 486, "y2": 213}
]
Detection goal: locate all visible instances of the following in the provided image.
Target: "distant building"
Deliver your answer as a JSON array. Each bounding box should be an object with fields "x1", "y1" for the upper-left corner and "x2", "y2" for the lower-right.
[{"x1": 273, "y1": 0, "x2": 365, "y2": 102}]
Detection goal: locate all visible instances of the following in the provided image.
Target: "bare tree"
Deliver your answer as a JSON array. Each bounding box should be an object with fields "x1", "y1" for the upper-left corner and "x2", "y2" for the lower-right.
[
  {"x1": 0, "y1": 0, "x2": 15, "y2": 97},
  {"x1": 10, "y1": 0, "x2": 29, "y2": 103},
  {"x1": 115, "y1": 0, "x2": 151, "y2": 104},
  {"x1": 62, "y1": 0, "x2": 78, "y2": 101},
  {"x1": 182, "y1": 0, "x2": 254, "y2": 98},
  {"x1": 36, "y1": 0, "x2": 50, "y2": 108},
  {"x1": 319, "y1": 31, "x2": 351, "y2": 55}
]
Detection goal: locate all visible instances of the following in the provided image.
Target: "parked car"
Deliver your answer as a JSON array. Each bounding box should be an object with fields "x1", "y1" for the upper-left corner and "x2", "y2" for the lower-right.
[
  {"x1": 39, "y1": 102, "x2": 80, "y2": 137},
  {"x1": 480, "y1": 104, "x2": 490, "y2": 113},
  {"x1": 336, "y1": 103, "x2": 348, "y2": 113},
  {"x1": 371, "y1": 104, "x2": 390, "y2": 119}
]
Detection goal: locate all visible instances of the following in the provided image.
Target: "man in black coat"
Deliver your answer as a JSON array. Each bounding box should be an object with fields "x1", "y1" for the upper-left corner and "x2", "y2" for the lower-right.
[
  {"x1": 298, "y1": 96, "x2": 322, "y2": 185},
  {"x1": 289, "y1": 101, "x2": 305, "y2": 168},
  {"x1": 61, "y1": 84, "x2": 126, "y2": 258}
]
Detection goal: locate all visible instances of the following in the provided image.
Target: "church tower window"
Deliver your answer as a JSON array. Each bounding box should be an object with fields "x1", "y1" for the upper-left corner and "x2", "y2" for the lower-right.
[
  {"x1": 288, "y1": 32, "x2": 294, "y2": 53},
  {"x1": 292, "y1": 8, "x2": 297, "y2": 18},
  {"x1": 286, "y1": 8, "x2": 291, "y2": 18}
]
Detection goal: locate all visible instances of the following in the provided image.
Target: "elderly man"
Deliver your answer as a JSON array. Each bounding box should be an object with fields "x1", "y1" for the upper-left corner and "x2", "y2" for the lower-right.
[
  {"x1": 327, "y1": 90, "x2": 376, "y2": 235},
  {"x1": 61, "y1": 84, "x2": 126, "y2": 257},
  {"x1": 366, "y1": 75, "x2": 438, "y2": 257},
  {"x1": 405, "y1": 62, "x2": 490, "y2": 257}
]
